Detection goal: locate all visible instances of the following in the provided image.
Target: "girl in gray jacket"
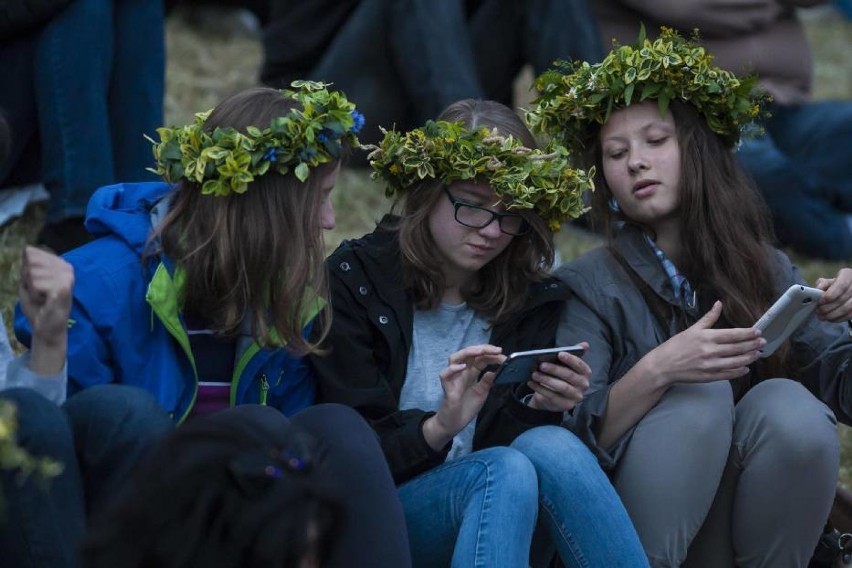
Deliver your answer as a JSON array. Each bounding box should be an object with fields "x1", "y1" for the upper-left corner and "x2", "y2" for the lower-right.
[{"x1": 529, "y1": 27, "x2": 852, "y2": 567}]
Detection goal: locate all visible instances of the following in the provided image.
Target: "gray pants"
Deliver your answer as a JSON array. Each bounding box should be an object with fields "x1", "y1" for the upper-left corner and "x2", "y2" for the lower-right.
[{"x1": 612, "y1": 379, "x2": 840, "y2": 568}]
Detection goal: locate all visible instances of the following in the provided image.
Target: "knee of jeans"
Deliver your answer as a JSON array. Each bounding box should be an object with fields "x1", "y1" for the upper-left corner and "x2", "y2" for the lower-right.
[
  {"x1": 64, "y1": 384, "x2": 173, "y2": 437},
  {"x1": 512, "y1": 426, "x2": 595, "y2": 467},
  {"x1": 470, "y1": 447, "x2": 538, "y2": 502},
  {"x1": 736, "y1": 379, "x2": 840, "y2": 467},
  {"x1": 0, "y1": 387, "x2": 73, "y2": 455}
]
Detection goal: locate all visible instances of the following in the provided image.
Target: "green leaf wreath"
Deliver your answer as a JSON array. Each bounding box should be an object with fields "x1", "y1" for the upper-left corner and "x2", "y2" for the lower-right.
[
  {"x1": 147, "y1": 81, "x2": 365, "y2": 196},
  {"x1": 526, "y1": 26, "x2": 769, "y2": 152},
  {"x1": 367, "y1": 120, "x2": 594, "y2": 232}
]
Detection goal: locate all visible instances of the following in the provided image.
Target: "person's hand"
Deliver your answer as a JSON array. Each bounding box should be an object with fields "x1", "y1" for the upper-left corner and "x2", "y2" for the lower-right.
[
  {"x1": 422, "y1": 344, "x2": 505, "y2": 451},
  {"x1": 642, "y1": 301, "x2": 765, "y2": 386},
  {"x1": 527, "y1": 343, "x2": 591, "y2": 412},
  {"x1": 816, "y1": 268, "x2": 852, "y2": 322},
  {"x1": 19, "y1": 246, "x2": 74, "y2": 375}
]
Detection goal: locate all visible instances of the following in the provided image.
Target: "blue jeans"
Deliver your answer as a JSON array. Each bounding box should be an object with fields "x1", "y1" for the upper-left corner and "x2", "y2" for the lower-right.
[
  {"x1": 736, "y1": 101, "x2": 852, "y2": 260},
  {"x1": 0, "y1": 385, "x2": 173, "y2": 568},
  {"x1": 263, "y1": 0, "x2": 602, "y2": 145},
  {"x1": 0, "y1": 0, "x2": 164, "y2": 222},
  {"x1": 398, "y1": 426, "x2": 648, "y2": 568}
]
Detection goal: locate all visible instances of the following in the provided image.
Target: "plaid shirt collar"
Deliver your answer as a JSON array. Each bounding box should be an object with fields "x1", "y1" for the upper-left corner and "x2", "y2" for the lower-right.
[{"x1": 644, "y1": 234, "x2": 695, "y2": 310}]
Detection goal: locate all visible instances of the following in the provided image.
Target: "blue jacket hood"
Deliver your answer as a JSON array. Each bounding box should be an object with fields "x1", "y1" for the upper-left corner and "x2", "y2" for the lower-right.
[{"x1": 84, "y1": 182, "x2": 174, "y2": 256}]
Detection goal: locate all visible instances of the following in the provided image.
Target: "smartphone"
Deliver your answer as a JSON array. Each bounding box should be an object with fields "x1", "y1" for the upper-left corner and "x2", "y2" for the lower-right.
[
  {"x1": 492, "y1": 345, "x2": 585, "y2": 385},
  {"x1": 755, "y1": 284, "x2": 823, "y2": 358}
]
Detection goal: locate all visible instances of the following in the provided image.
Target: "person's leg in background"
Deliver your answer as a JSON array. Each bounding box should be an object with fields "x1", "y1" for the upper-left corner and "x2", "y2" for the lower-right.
[
  {"x1": 736, "y1": 103, "x2": 852, "y2": 260},
  {"x1": 63, "y1": 384, "x2": 174, "y2": 517},
  {"x1": 767, "y1": 102, "x2": 852, "y2": 216},
  {"x1": 0, "y1": 388, "x2": 85, "y2": 568},
  {"x1": 612, "y1": 381, "x2": 735, "y2": 567},
  {"x1": 387, "y1": 0, "x2": 489, "y2": 120},
  {"x1": 34, "y1": 0, "x2": 164, "y2": 252},
  {"x1": 0, "y1": 34, "x2": 41, "y2": 189},
  {"x1": 109, "y1": 0, "x2": 165, "y2": 182},
  {"x1": 512, "y1": 425, "x2": 648, "y2": 568},
  {"x1": 398, "y1": 446, "x2": 539, "y2": 567},
  {"x1": 468, "y1": 0, "x2": 603, "y2": 106},
  {"x1": 523, "y1": 0, "x2": 603, "y2": 73},
  {"x1": 35, "y1": 0, "x2": 115, "y2": 247},
  {"x1": 289, "y1": 403, "x2": 413, "y2": 568}
]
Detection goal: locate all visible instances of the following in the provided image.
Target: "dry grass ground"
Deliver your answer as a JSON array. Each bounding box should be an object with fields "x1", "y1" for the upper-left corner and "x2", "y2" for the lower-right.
[{"x1": 1, "y1": 6, "x2": 851, "y2": 479}]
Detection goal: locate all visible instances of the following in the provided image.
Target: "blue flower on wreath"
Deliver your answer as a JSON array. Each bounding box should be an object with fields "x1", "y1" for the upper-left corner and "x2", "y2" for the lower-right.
[
  {"x1": 298, "y1": 148, "x2": 317, "y2": 162},
  {"x1": 263, "y1": 147, "x2": 278, "y2": 163},
  {"x1": 350, "y1": 110, "x2": 365, "y2": 134},
  {"x1": 316, "y1": 129, "x2": 333, "y2": 144}
]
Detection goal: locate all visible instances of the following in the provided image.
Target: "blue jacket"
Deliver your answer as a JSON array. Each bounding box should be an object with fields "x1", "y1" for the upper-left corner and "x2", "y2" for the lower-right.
[{"x1": 15, "y1": 182, "x2": 319, "y2": 422}]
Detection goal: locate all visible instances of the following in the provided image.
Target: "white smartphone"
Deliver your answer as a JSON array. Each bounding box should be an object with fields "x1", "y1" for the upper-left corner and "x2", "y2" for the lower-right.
[
  {"x1": 755, "y1": 284, "x2": 823, "y2": 358},
  {"x1": 492, "y1": 345, "x2": 585, "y2": 385}
]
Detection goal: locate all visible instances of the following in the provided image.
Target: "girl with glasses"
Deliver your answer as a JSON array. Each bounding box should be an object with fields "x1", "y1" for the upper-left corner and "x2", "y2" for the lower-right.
[{"x1": 310, "y1": 98, "x2": 648, "y2": 567}]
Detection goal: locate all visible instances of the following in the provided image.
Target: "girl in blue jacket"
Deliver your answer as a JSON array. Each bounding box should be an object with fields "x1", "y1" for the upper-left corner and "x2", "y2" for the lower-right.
[{"x1": 4, "y1": 83, "x2": 410, "y2": 568}]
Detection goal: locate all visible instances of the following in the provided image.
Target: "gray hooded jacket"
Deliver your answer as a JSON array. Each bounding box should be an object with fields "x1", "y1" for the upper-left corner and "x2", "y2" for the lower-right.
[{"x1": 555, "y1": 224, "x2": 852, "y2": 470}]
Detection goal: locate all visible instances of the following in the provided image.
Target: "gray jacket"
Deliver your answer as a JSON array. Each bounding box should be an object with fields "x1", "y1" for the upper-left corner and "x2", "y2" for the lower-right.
[{"x1": 555, "y1": 224, "x2": 852, "y2": 470}]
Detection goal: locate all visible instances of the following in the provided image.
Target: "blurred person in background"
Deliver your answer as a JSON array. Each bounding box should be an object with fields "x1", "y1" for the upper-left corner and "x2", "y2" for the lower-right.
[
  {"x1": 260, "y1": 0, "x2": 603, "y2": 147},
  {"x1": 0, "y1": 0, "x2": 165, "y2": 253}
]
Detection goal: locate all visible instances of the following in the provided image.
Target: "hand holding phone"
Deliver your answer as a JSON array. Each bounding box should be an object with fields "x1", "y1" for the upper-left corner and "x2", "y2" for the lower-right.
[
  {"x1": 755, "y1": 284, "x2": 823, "y2": 358},
  {"x1": 492, "y1": 345, "x2": 585, "y2": 385}
]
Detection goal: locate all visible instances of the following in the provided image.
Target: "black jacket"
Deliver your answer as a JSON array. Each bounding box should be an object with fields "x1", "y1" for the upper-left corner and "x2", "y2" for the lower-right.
[{"x1": 310, "y1": 220, "x2": 571, "y2": 484}]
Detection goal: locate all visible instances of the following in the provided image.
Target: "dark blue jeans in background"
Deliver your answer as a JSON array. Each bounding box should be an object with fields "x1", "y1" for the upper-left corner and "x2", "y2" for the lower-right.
[
  {"x1": 0, "y1": 385, "x2": 173, "y2": 568},
  {"x1": 736, "y1": 101, "x2": 852, "y2": 260},
  {"x1": 266, "y1": 0, "x2": 602, "y2": 146},
  {"x1": 0, "y1": 0, "x2": 165, "y2": 222}
]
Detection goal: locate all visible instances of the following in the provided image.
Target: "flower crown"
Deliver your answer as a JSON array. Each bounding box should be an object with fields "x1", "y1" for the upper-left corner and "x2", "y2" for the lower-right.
[
  {"x1": 366, "y1": 120, "x2": 594, "y2": 232},
  {"x1": 147, "y1": 81, "x2": 364, "y2": 196},
  {"x1": 526, "y1": 26, "x2": 768, "y2": 152}
]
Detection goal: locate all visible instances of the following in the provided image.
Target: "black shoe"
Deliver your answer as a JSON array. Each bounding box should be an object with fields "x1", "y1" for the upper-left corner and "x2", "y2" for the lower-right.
[{"x1": 37, "y1": 217, "x2": 93, "y2": 254}]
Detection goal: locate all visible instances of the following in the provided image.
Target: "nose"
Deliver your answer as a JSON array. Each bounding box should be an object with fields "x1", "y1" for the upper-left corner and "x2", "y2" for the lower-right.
[
  {"x1": 477, "y1": 216, "x2": 504, "y2": 239},
  {"x1": 627, "y1": 150, "x2": 649, "y2": 174},
  {"x1": 320, "y1": 199, "x2": 336, "y2": 231}
]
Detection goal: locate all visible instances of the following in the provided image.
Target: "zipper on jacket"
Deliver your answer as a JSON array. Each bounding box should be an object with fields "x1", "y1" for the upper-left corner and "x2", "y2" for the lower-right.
[
  {"x1": 146, "y1": 263, "x2": 199, "y2": 424},
  {"x1": 259, "y1": 374, "x2": 269, "y2": 406}
]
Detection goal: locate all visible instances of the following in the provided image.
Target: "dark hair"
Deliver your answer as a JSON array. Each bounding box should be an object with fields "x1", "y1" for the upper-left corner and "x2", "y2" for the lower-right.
[
  {"x1": 585, "y1": 100, "x2": 792, "y2": 378},
  {"x1": 147, "y1": 87, "x2": 343, "y2": 354},
  {"x1": 394, "y1": 99, "x2": 554, "y2": 322},
  {"x1": 82, "y1": 409, "x2": 344, "y2": 568}
]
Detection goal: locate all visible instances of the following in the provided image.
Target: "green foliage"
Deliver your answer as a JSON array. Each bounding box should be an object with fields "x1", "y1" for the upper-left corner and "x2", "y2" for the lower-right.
[
  {"x1": 0, "y1": 400, "x2": 62, "y2": 515},
  {"x1": 366, "y1": 120, "x2": 595, "y2": 232},
  {"x1": 527, "y1": 26, "x2": 769, "y2": 153},
  {"x1": 148, "y1": 81, "x2": 365, "y2": 196}
]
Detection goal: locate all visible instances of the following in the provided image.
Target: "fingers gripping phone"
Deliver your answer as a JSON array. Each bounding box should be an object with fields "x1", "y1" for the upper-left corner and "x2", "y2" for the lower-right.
[
  {"x1": 755, "y1": 284, "x2": 823, "y2": 358},
  {"x1": 492, "y1": 345, "x2": 585, "y2": 385}
]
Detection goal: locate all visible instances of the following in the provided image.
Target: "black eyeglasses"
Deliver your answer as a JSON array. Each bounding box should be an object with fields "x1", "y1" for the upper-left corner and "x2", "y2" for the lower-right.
[{"x1": 443, "y1": 188, "x2": 530, "y2": 236}]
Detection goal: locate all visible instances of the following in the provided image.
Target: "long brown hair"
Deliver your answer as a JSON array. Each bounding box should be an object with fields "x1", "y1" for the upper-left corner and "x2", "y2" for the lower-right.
[
  {"x1": 394, "y1": 99, "x2": 555, "y2": 323},
  {"x1": 148, "y1": 87, "x2": 342, "y2": 354},
  {"x1": 585, "y1": 100, "x2": 792, "y2": 378}
]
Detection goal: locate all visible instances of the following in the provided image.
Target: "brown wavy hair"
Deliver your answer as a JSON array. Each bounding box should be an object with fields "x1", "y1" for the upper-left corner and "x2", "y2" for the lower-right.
[
  {"x1": 148, "y1": 87, "x2": 344, "y2": 354},
  {"x1": 393, "y1": 99, "x2": 555, "y2": 323},
  {"x1": 583, "y1": 100, "x2": 792, "y2": 378}
]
